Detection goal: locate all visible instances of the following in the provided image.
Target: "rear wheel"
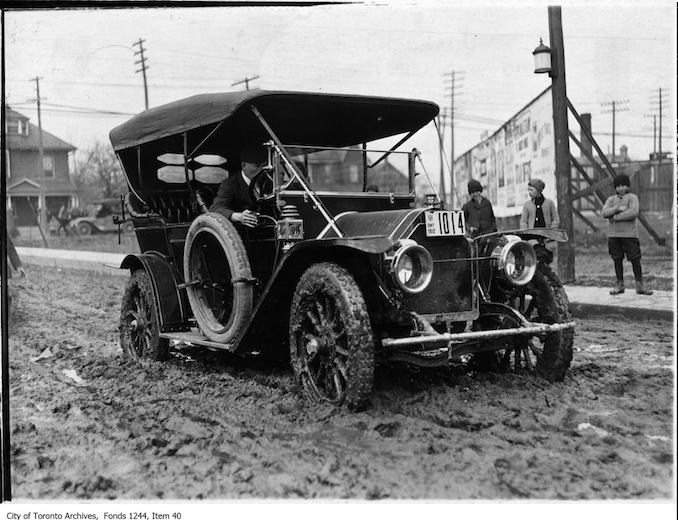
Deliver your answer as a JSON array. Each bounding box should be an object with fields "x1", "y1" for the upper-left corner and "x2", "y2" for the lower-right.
[
  {"x1": 289, "y1": 262, "x2": 374, "y2": 409},
  {"x1": 119, "y1": 270, "x2": 169, "y2": 361},
  {"x1": 476, "y1": 263, "x2": 573, "y2": 381},
  {"x1": 183, "y1": 212, "x2": 253, "y2": 344}
]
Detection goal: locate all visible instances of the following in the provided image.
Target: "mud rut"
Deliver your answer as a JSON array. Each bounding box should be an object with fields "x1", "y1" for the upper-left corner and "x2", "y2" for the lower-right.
[{"x1": 6, "y1": 266, "x2": 674, "y2": 499}]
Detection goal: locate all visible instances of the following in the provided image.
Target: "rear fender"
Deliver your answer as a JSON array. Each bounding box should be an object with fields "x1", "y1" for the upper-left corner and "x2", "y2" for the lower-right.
[
  {"x1": 120, "y1": 252, "x2": 190, "y2": 332},
  {"x1": 234, "y1": 236, "x2": 393, "y2": 352}
]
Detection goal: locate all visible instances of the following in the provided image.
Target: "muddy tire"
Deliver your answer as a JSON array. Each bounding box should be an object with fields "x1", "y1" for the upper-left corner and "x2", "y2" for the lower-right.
[
  {"x1": 477, "y1": 263, "x2": 573, "y2": 381},
  {"x1": 183, "y1": 212, "x2": 253, "y2": 344},
  {"x1": 119, "y1": 270, "x2": 169, "y2": 361},
  {"x1": 531, "y1": 263, "x2": 574, "y2": 380},
  {"x1": 289, "y1": 262, "x2": 374, "y2": 410}
]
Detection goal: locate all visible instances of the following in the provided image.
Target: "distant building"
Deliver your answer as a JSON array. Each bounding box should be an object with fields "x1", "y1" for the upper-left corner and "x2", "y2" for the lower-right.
[
  {"x1": 4, "y1": 107, "x2": 77, "y2": 226},
  {"x1": 306, "y1": 147, "x2": 410, "y2": 193}
]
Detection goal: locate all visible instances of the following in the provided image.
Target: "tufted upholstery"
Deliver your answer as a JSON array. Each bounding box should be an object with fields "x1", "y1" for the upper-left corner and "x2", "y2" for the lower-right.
[{"x1": 127, "y1": 190, "x2": 200, "y2": 224}]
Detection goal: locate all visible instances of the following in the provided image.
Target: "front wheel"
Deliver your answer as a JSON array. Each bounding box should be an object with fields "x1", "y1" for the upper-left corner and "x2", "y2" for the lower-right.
[
  {"x1": 289, "y1": 262, "x2": 375, "y2": 410},
  {"x1": 476, "y1": 263, "x2": 573, "y2": 381},
  {"x1": 76, "y1": 222, "x2": 93, "y2": 236}
]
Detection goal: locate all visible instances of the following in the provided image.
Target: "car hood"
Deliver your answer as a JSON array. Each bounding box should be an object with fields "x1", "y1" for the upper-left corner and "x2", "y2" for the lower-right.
[{"x1": 318, "y1": 208, "x2": 427, "y2": 241}]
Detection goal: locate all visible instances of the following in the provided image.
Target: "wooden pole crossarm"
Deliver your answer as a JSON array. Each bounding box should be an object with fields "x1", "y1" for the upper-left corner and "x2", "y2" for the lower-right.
[
  {"x1": 567, "y1": 99, "x2": 618, "y2": 178},
  {"x1": 571, "y1": 174, "x2": 612, "y2": 201},
  {"x1": 572, "y1": 206, "x2": 599, "y2": 232},
  {"x1": 570, "y1": 154, "x2": 609, "y2": 208},
  {"x1": 569, "y1": 132, "x2": 614, "y2": 182}
]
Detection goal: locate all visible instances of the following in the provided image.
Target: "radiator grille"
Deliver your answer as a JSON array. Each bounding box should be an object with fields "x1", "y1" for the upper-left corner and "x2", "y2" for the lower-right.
[{"x1": 400, "y1": 223, "x2": 475, "y2": 317}]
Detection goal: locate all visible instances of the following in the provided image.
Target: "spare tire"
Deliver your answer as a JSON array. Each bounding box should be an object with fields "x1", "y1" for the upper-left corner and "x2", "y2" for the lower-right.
[{"x1": 183, "y1": 212, "x2": 253, "y2": 344}]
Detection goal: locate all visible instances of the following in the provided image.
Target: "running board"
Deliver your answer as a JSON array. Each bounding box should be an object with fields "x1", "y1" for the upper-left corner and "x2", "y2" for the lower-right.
[{"x1": 160, "y1": 330, "x2": 234, "y2": 351}]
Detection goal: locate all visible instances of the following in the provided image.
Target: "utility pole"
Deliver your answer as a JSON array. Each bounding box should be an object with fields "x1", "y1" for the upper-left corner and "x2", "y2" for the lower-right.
[
  {"x1": 547, "y1": 6, "x2": 575, "y2": 283},
  {"x1": 437, "y1": 108, "x2": 448, "y2": 206},
  {"x1": 133, "y1": 38, "x2": 149, "y2": 110},
  {"x1": 644, "y1": 114, "x2": 657, "y2": 154},
  {"x1": 600, "y1": 99, "x2": 629, "y2": 161},
  {"x1": 232, "y1": 75, "x2": 260, "y2": 91},
  {"x1": 31, "y1": 76, "x2": 49, "y2": 242},
  {"x1": 444, "y1": 71, "x2": 463, "y2": 208},
  {"x1": 650, "y1": 87, "x2": 666, "y2": 157}
]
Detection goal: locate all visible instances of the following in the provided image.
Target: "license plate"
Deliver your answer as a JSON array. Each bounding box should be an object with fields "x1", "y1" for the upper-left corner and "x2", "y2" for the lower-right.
[{"x1": 425, "y1": 210, "x2": 466, "y2": 237}]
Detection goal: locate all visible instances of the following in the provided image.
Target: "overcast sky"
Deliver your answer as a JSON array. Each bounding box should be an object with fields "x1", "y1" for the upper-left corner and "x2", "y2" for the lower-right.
[{"x1": 3, "y1": 0, "x2": 675, "y2": 192}]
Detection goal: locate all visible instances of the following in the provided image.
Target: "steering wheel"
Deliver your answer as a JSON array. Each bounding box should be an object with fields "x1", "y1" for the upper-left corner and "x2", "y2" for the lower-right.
[{"x1": 249, "y1": 166, "x2": 275, "y2": 204}]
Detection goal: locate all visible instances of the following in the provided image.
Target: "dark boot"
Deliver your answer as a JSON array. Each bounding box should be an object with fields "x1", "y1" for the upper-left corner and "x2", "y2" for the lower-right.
[
  {"x1": 609, "y1": 280, "x2": 625, "y2": 295},
  {"x1": 635, "y1": 281, "x2": 654, "y2": 295}
]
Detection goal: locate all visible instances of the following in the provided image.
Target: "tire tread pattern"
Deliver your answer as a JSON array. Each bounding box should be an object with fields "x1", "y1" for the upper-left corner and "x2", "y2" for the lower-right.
[
  {"x1": 120, "y1": 270, "x2": 169, "y2": 361},
  {"x1": 289, "y1": 262, "x2": 375, "y2": 410},
  {"x1": 532, "y1": 263, "x2": 574, "y2": 381},
  {"x1": 183, "y1": 212, "x2": 253, "y2": 344}
]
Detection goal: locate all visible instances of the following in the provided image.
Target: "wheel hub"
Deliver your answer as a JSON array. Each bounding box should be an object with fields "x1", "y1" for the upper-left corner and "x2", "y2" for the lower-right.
[{"x1": 306, "y1": 336, "x2": 332, "y2": 358}]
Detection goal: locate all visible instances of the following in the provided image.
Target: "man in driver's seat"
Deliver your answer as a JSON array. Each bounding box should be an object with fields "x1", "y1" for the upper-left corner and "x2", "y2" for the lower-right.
[{"x1": 209, "y1": 145, "x2": 267, "y2": 228}]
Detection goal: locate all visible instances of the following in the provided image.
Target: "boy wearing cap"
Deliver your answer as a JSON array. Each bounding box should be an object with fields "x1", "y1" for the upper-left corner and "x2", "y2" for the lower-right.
[
  {"x1": 210, "y1": 145, "x2": 267, "y2": 228},
  {"x1": 462, "y1": 179, "x2": 497, "y2": 237},
  {"x1": 520, "y1": 178, "x2": 560, "y2": 263},
  {"x1": 520, "y1": 178, "x2": 560, "y2": 230},
  {"x1": 601, "y1": 174, "x2": 653, "y2": 295}
]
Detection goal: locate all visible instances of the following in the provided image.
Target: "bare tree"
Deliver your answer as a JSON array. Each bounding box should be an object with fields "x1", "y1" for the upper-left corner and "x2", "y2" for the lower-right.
[{"x1": 74, "y1": 141, "x2": 127, "y2": 203}]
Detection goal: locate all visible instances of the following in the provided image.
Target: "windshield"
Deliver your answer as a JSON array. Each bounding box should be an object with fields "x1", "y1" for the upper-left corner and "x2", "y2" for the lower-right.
[{"x1": 277, "y1": 145, "x2": 413, "y2": 194}]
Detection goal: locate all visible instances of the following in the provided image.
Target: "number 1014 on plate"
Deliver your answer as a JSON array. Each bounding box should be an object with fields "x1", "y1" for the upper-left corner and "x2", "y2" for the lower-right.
[{"x1": 425, "y1": 210, "x2": 466, "y2": 237}]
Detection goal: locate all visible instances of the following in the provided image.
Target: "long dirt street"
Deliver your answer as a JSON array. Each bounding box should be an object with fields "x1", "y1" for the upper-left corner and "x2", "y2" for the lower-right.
[{"x1": 7, "y1": 266, "x2": 674, "y2": 499}]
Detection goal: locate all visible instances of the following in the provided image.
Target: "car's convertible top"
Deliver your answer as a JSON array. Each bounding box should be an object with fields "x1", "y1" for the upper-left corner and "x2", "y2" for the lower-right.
[{"x1": 109, "y1": 90, "x2": 439, "y2": 152}]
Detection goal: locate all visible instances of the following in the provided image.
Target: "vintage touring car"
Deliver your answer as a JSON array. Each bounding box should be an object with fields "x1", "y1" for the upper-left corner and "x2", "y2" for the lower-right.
[
  {"x1": 109, "y1": 90, "x2": 575, "y2": 409},
  {"x1": 70, "y1": 198, "x2": 135, "y2": 236}
]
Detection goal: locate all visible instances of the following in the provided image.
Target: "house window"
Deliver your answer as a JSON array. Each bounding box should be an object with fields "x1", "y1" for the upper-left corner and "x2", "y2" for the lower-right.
[
  {"x1": 6, "y1": 118, "x2": 28, "y2": 136},
  {"x1": 349, "y1": 165, "x2": 359, "y2": 183},
  {"x1": 43, "y1": 155, "x2": 55, "y2": 178}
]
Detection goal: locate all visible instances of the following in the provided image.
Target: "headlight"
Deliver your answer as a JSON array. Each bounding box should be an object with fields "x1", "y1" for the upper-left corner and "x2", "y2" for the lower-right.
[
  {"x1": 389, "y1": 239, "x2": 433, "y2": 294},
  {"x1": 491, "y1": 235, "x2": 537, "y2": 286}
]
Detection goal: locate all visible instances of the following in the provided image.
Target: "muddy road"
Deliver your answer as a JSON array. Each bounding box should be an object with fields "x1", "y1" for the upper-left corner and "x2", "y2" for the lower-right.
[{"x1": 6, "y1": 266, "x2": 674, "y2": 499}]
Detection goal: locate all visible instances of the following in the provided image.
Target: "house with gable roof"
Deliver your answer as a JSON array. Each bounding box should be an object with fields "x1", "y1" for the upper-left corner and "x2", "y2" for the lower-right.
[{"x1": 4, "y1": 106, "x2": 78, "y2": 227}]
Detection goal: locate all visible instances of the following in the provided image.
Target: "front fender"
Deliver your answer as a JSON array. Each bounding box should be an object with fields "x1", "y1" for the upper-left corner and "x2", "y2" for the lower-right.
[
  {"x1": 120, "y1": 252, "x2": 190, "y2": 332},
  {"x1": 477, "y1": 228, "x2": 568, "y2": 247},
  {"x1": 232, "y1": 237, "x2": 391, "y2": 353}
]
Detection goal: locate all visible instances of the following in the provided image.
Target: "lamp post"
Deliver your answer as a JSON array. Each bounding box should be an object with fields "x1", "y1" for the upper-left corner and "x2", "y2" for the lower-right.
[{"x1": 533, "y1": 6, "x2": 575, "y2": 283}]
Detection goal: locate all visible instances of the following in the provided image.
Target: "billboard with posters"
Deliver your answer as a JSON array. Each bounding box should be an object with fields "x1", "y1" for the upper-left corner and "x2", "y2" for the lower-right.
[{"x1": 452, "y1": 87, "x2": 555, "y2": 218}]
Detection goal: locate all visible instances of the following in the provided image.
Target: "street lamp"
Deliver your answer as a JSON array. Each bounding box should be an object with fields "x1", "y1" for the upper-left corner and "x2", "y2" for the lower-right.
[{"x1": 532, "y1": 38, "x2": 552, "y2": 76}]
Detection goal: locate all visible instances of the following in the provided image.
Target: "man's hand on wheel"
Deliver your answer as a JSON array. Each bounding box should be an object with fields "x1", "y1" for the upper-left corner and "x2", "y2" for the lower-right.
[{"x1": 232, "y1": 210, "x2": 259, "y2": 228}]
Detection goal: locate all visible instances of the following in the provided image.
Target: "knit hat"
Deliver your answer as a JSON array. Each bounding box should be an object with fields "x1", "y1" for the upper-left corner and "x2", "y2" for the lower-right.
[
  {"x1": 528, "y1": 178, "x2": 545, "y2": 193},
  {"x1": 613, "y1": 174, "x2": 630, "y2": 187},
  {"x1": 467, "y1": 179, "x2": 482, "y2": 194},
  {"x1": 241, "y1": 145, "x2": 268, "y2": 164}
]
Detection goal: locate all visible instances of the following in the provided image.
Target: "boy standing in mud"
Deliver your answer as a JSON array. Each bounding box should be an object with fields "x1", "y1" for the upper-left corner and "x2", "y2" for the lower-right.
[{"x1": 601, "y1": 174, "x2": 653, "y2": 295}]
